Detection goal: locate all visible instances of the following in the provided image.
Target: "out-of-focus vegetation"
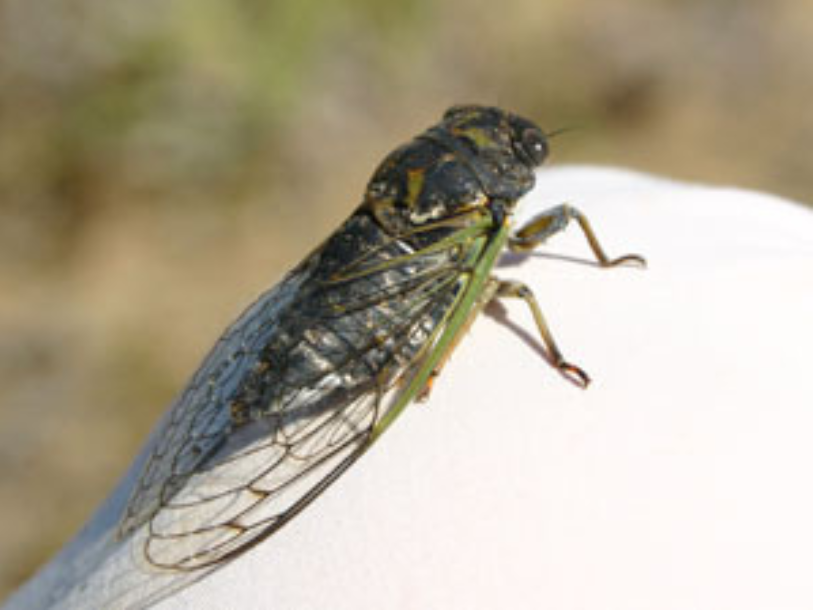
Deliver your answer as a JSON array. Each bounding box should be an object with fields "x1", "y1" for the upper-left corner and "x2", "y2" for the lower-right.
[{"x1": 1, "y1": 0, "x2": 810, "y2": 598}]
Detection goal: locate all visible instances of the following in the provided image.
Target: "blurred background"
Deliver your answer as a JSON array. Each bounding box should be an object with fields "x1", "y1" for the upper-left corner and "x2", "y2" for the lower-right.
[{"x1": 1, "y1": 0, "x2": 811, "y2": 599}]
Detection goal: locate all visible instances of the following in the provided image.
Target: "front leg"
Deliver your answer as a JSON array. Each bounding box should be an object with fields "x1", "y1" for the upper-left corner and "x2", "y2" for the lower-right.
[{"x1": 510, "y1": 204, "x2": 646, "y2": 268}]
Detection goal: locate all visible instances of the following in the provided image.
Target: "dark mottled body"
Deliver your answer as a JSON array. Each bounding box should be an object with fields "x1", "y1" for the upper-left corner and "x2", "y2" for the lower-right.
[
  {"x1": 230, "y1": 109, "x2": 542, "y2": 425},
  {"x1": 229, "y1": 213, "x2": 464, "y2": 428},
  {"x1": 120, "y1": 105, "x2": 552, "y2": 572}
]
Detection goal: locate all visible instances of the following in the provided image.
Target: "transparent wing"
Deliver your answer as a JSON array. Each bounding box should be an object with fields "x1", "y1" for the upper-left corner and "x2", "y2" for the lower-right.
[
  {"x1": 117, "y1": 262, "x2": 315, "y2": 558},
  {"x1": 119, "y1": 214, "x2": 487, "y2": 572}
]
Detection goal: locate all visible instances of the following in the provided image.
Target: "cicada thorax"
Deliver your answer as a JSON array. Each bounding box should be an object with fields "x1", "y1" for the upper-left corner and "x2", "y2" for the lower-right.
[
  {"x1": 362, "y1": 139, "x2": 487, "y2": 236},
  {"x1": 362, "y1": 110, "x2": 538, "y2": 244}
]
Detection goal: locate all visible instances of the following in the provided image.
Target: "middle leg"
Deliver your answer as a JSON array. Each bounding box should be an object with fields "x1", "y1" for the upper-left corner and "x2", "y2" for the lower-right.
[{"x1": 493, "y1": 277, "x2": 590, "y2": 388}]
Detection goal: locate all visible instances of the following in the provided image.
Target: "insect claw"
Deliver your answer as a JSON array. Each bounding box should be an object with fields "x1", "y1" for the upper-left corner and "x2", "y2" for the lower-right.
[
  {"x1": 559, "y1": 362, "x2": 591, "y2": 388},
  {"x1": 605, "y1": 253, "x2": 647, "y2": 268}
]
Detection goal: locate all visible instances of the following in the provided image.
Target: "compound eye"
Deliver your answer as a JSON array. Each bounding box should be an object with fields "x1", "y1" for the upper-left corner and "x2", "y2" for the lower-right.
[{"x1": 521, "y1": 128, "x2": 548, "y2": 165}]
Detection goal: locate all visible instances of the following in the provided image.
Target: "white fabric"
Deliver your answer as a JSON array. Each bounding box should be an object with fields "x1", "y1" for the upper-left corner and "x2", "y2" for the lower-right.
[{"x1": 6, "y1": 166, "x2": 813, "y2": 610}]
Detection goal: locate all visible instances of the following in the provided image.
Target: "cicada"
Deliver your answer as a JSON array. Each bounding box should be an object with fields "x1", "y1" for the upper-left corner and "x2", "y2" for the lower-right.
[{"x1": 118, "y1": 104, "x2": 644, "y2": 572}]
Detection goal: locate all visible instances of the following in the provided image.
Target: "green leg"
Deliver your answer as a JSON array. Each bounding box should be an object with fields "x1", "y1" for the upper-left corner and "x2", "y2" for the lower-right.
[
  {"x1": 419, "y1": 273, "x2": 592, "y2": 398},
  {"x1": 510, "y1": 204, "x2": 646, "y2": 268},
  {"x1": 415, "y1": 278, "x2": 501, "y2": 402},
  {"x1": 494, "y1": 278, "x2": 591, "y2": 388}
]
